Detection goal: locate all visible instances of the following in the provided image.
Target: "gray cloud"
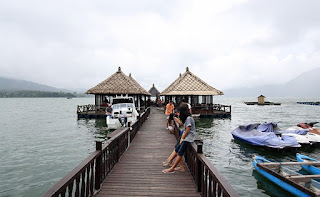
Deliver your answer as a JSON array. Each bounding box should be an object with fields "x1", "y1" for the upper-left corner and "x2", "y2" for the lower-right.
[{"x1": 0, "y1": 0, "x2": 319, "y2": 93}]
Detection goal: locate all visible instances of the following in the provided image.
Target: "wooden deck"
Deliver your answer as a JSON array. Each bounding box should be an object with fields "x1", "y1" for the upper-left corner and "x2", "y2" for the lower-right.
[{"x1": 96, "y1": 108, "x2": 200, "y2": 197}]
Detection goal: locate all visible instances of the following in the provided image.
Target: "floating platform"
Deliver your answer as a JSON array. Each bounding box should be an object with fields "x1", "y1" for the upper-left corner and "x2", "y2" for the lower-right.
[
  {"x1": 244, "y1": 102, "x2": 281, "y2": 106},
  {"x1": 192, "y1": 104, "x2": 231, "y2": 118},
  {"x1": 77, "y1": 111, "x2": 106, "y2": 119},
  {"x1": 297, "y1": 102, "x2": 320, "y2": 106}
]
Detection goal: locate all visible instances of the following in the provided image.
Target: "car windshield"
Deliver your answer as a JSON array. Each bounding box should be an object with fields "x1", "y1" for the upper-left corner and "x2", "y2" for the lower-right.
[
  {"x1": 112, "y1": 98, "x2": 133, "y2": 104},
  {"x1": 112, "y1": 103, "x2": 133, "y2": 109}
]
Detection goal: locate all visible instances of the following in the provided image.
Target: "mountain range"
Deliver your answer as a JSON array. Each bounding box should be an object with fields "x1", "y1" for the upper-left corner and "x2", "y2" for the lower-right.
[
  {"x1": 1, "y1": 67, "x2": 319, "y2": 97},
  {"x1": 0, "y1": 77, "x2": 71, "y2": 92},
  {"x1": 224, "y1": 67, "x2": 320, "y2": 97}
]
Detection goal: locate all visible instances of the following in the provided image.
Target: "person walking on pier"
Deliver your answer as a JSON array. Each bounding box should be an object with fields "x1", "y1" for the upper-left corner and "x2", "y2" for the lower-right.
[
  {"x1": 165, "y1": 100, "x2": 175, "y2": 129},
  {"x1": 162, "y1": 104, "x2": 196, "y2": 173}
]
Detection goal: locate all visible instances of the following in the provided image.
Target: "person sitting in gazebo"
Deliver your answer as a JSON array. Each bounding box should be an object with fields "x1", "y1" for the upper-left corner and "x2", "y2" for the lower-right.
[{"x1": 105, "y1": 104, "x2": 113, "y2": 117}]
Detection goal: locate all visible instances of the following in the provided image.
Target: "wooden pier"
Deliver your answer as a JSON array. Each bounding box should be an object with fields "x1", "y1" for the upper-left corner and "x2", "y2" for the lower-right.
[
  {"x1": 77, "y1": 104, "x2": 106, "y2": 118},
  {"x1": 77, "y1": 104, "x2": 149, "y2": 119},
  {"x1": 96, "y1": 108, "x2": 199, "y2": 196},
  {"x1": 44, "y1": 107, "x2": 238, "y2": 197}
]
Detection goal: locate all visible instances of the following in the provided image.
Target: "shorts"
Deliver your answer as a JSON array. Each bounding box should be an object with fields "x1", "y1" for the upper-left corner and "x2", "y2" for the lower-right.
[
  {"x1": 175, "y1": 141, "x2": 190, "y2": 156},
  {"x1": 169, "y1": 113, "x2": 174, "y2": 121},
  {"x1": 166, "y1": 115, "x2": 170, "y2": 120}
]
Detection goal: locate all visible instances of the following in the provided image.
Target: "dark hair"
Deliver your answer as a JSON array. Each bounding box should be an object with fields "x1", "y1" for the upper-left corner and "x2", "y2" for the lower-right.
[{"x1": 178, "y1": 104, "x2": 191, "y2": 123}]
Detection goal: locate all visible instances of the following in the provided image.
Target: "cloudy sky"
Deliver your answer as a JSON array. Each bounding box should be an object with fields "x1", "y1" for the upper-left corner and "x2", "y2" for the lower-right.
[{"x1": 1, "y1": 0, "x2": 320, "y2": 92}]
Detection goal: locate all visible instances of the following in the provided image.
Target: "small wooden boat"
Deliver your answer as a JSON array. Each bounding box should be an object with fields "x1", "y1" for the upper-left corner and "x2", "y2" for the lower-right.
[
  {"x1": 297, "y1": 154, "x2": 320, "y2": 175},
  {"x1": 253, "y1": 155, "x2": 320, "y2": 196}
]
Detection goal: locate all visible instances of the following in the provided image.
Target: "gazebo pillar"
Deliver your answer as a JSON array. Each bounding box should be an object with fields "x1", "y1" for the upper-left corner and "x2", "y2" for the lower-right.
[{"x1": 138, "y1": 95, "x2": 141, "y2": 111}]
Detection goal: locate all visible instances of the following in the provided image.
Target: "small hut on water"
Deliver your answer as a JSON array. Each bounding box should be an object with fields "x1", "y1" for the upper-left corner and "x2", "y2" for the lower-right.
[
  {"x1": 160, "y1": 67, "x2": 231, "y2": 117},
  {"x1": 244, "y1": 95, "x2": 281, "y2": 105},
  {"x1": 148, "y1": 84, "x2": 160, "y2": 102},
  {"x1": 85, "y1": 67, "x2": 151, "y2": 111}
]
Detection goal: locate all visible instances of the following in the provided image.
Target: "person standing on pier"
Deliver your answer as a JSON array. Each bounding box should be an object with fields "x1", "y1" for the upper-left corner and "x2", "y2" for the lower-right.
[
  {"x1": 165, "y1": 100, "x2": 175, "y2": 129},
  {"x1": 162, "y1": 104, "x2": 196, "y2": 173}
]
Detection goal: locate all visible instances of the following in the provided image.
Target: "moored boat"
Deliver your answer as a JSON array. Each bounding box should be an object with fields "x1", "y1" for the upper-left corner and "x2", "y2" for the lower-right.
[
  {"x1": 297, "y1": 153, "x2": 320, "y2": 175},
  {"x1": 106, "y1": 97, "x2": 139, "y2": 129},
  {"x1": 253, "y1": 155, "x2": 320, "y2": 197},
  {"x1": 231, "y1": 123, "x2": 301, "y2": 149},
  {"x1": 286, "y1": 123, "x2": 320, "y2": 145}
]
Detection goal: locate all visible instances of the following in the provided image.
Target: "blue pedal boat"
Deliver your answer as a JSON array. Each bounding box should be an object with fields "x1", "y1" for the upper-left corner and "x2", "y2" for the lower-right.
[{"x1": 253, "y1": 155, "x2": 320, "y2": 197}]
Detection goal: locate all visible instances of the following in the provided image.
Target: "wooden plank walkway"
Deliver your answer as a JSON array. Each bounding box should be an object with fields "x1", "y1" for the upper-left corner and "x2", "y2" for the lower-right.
[{"x1": 96, "y1": 107, "x2": 200, "y2": 197}]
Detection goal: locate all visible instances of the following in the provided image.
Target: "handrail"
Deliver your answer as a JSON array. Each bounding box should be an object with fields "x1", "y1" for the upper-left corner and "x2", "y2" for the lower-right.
[
  {"x1": 192, "y1": 104, "x2": 231, "y2": 113},
  {"x1": 77, "y1": 105, "x2": 97, "y2": 113},
  {"x1": 43, "y1": 151, "x2": 100, "y2": 196},
  {"x1": 173, "y1": 120, "x2": 238, "y2": 197},
  {"x1": 43, "y1": 107, "x2": 150, "y2": 197}
]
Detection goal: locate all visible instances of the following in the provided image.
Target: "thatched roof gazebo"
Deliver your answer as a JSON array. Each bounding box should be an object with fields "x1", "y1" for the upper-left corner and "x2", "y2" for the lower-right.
[
  {"x1": 148, "y1": 84, "x2": 160, "y2": 101},
  {"x1": 86, "y1": 67, "x2": 151, "y2": 110},
  {"x1": 160, "y1": 67, "x2": 223, "y2": 105}
]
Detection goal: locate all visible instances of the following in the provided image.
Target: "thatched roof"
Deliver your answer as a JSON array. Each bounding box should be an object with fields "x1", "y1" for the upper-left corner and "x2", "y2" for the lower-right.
[
  {"x1": 149, "y1": 84, "x2": 160, "y2": 97},
  {"x1": 160, "y1": 67, "x2": 223, "y2": 96},
  {"x1": 86, "y1": 67, "x2": 151, "y2": 95}
]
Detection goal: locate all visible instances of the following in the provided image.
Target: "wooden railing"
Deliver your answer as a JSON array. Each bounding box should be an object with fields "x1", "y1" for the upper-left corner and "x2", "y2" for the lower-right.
[
  {"x1": 43, "y1": 108, "x2": 150, "y2": 197},
  {"x1": 173, "y1": 122, "x2": 238, "y2": 197},
  {"x1": 77, "y1": 105, "x2": 97, "y2": 113},
  {"x1": 192, "y1": 104, "x2": 231, "y2": 114}
]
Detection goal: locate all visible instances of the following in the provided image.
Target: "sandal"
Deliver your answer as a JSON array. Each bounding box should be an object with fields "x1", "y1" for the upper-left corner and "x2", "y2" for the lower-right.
[
  {"x1": 162, "y1": 169, "x2": 175, "y2": 174},
  {"x1": 162, "y1": 160, "x2": 172, "y2": 167},
  {"x1": 174, "y1": 167, "x2": 186, "y2": 172}
]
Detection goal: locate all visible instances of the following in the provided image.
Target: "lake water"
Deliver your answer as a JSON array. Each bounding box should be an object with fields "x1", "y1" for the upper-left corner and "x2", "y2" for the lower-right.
[{"x1": 1, "y1": 97, "x2": 320, "y2": 196}]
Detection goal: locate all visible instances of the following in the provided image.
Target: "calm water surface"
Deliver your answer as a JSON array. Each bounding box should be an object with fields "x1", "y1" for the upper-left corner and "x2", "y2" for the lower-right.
[{"x1": 0, "y1": 97, "x2": 320, "y2": 196}]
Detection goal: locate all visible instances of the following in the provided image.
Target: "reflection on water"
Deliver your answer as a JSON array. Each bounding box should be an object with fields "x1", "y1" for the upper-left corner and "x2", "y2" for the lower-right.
[
  {"x1": 252, "y1": 170, "x2": 292, "y2": 197},
  {"x1": 77, "y1": 118, "x2": 111, "y2": 139},
  {"x1": 195, "y1": 97, "x2": 320, "y2": 197},
  {"x1": 0, "y1": 98, "x2": 113, "y2": 197}
]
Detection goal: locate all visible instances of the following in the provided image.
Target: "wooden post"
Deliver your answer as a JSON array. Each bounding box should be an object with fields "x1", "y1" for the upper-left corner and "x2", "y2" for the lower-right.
[
  {"x1": 128, "y1": 122, "x2": 131, "y2": 147},
  {"x1": 144, "y1": 95, "x2": 147, "y2": 110},
  {"x1": 95, "y1": 141, "x2": 102, "y2": 191},
  {"x1": 196, "y1": 141, "x2": 203, "y2": 153},
  {"x1": 117, "y1": 137, "x2": 121, "y2": 161},
  {"x1": 138, "y1": 95, "x2": 141, "y2": 111},
  {"x1": 196, "y1": 141, "x2": 203, "y2": 193},
  {"x1": 138, "y1": 114, "x2": 141, "y2": 129}
]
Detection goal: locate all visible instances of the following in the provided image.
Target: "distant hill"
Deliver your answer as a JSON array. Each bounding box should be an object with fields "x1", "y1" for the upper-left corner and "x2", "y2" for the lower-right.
[
  {"x1": 224, "y1": 67, "x2": 320, "y2": 97},
  {"x1": 0, "y1": 77, "x2": 68, "y2": 92}
]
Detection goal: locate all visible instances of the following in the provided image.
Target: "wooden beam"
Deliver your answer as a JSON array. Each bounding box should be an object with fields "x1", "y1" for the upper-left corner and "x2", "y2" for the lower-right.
[
  {"x1": 259, "y1": 161, "x2": 320, "y2": 167},
  {"x1": 286, "y1": 174, "x2": 320, "y2": 183}
]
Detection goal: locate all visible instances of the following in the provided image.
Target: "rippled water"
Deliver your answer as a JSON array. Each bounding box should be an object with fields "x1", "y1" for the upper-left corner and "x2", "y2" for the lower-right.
[
  {"x1": 0, "y1": 97, "x2": 320, "y2": 196},
  {"x1": 197, "y1": 97, "x2": 320, "y2": 197},
  {"x1": 0, "y1": 98, "x2": 106, "y2": 197}
]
